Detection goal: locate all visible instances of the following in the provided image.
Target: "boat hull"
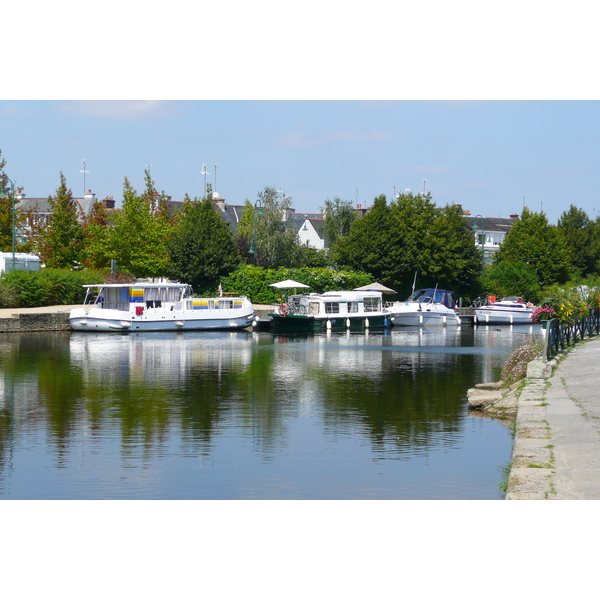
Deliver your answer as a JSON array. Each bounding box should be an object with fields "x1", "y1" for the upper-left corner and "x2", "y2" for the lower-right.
[
  {"x1": 474, "y1": 307, "x2": 534, "y2": 325},
  {"x1": 69, "y1": 307, "x2": 256, "y2": 332},
  {"x1": 387, "y1": 302, "x2": 461, "y2": 327},
  {"x1": 270, "y1": 313, "x2": 389, "y2": 333}
]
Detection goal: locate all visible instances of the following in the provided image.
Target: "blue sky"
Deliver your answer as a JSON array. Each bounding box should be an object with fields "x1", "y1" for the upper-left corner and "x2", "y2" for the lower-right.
[
  {"x1": 3, "y1": 3, "x2": 600, "y2": 230},
  {"x1": 1, "y1": 100, "x2": 599, "y2": 225}
]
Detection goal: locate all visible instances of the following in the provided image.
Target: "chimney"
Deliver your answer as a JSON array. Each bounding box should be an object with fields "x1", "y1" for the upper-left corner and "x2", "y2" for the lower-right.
[
  {"x1": 463, "y1": 209, "x2": 471, "y2": 215},
  {"x1": 84, "y1": 189, "x2": 96, "y2": 202},
  {"x1": 510, "y1": 213, "x2": 519, "y2": 219},
  {"x1": 103, "y1": 196, "x2": 115, "y2": 209},
  {"x1": 16, "y1": 187, "x2": 25, "y2": 199}
]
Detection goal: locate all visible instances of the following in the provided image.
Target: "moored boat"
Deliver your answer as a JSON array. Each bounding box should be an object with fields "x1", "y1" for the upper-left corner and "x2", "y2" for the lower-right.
[
  {"x1": 269, "y1": 290, "x2": 390, "y2": 333},
  {"x1": 474, "y1": 296, "x2": 535, "y2": 325},
  {"x1": 69, "y1": 283, "x2": 257, "y2": 332},
  {"x1": 385, "y1": 288, "x2": 461, "y2": 327}
]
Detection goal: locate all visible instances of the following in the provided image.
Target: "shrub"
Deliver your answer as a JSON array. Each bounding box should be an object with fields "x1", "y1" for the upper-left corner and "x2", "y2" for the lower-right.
[
  {"x1": 501, "y1": 340, "x2": 543, "y2": 387},
  {"x1": 220, "y1": 265, "x2": 374, "y2": 303},
  {"x1": 0, "y1": 268, "x2": 105, "y2": 308}
]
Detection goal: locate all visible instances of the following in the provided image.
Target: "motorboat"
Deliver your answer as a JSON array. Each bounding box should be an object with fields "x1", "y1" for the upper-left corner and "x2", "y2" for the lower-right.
[
  {"x1": 69, "y1": 282, "x2": 257, "y2": 332},
  {"x1": 269, "y1": 290, "x2": 390, "y2": 333},
  {"x1": 385, "y1": 288, "x2": 461, "y2": 327},
  {"x1": 474, "y1": 296, "x2": 535, "y2": 325}
]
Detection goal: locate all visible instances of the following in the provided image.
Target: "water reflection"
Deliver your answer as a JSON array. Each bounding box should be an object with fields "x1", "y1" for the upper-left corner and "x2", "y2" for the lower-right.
[{"x1": 0, "y1": 325, "x2": 543, "y2": 499}]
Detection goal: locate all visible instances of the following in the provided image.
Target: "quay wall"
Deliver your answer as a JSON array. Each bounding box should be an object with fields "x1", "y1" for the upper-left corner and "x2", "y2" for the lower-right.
[{"x1": 0, "y1": 312, "x2": 71, "y2": 332}]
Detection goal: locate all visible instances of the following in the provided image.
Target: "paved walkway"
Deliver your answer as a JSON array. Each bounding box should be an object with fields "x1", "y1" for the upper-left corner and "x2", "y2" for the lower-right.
[
  {"x1": 507, "y1": 336, "x2": 600, "y2": 499},
  {"x1": 0, "y1": 305, "x2": 79, "y2": 318}
]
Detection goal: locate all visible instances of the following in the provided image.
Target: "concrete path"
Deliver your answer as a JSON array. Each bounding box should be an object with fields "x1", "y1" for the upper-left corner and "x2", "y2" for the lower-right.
[
  {"x1": 0, "y1": 305, "x2": 79, "y2": 318},
  {"x1": 507, "y1": 337, "x2": 600, "y2": 499}
]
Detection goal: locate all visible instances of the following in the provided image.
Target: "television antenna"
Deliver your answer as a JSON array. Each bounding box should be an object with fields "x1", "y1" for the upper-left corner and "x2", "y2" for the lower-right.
[
  {"x1": 80, "y1": 160, "x2": 89, "y2": 195},
  {"x1": 201, "y1": 163, "x2": 210, "y2": 198}
]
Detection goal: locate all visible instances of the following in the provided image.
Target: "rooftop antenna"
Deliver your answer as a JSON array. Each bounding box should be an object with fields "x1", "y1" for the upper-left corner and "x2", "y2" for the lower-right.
[
  {"x1": 80, "y1": 160, "x2": 89, "y2": 196},
  {"x1": 355, "y1": 188, "x2": 358, "y2": 204},
  {"x1": 201, "y1": 163, "x2": 209, "y2": 198},
  {"x1": 423, "y1": 179, "x2": 426, "y2": 194},
  {"x1": 212, "y1": 163, "x2": 218, "y2": 198}
]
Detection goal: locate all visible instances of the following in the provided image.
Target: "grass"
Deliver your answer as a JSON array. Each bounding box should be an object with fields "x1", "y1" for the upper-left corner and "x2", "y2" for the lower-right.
[{"x1": 499, "y1": 461, "x2": 512, "y2": 495}]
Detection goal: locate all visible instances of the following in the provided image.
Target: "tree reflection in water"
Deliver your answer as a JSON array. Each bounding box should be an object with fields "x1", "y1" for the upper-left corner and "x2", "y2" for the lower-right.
[{"x1": 0, "y1": 325, "x2": 542, "y2": 499}]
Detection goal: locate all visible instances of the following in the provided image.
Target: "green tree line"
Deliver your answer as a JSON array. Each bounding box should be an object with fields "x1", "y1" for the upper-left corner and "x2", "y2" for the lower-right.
[{"x1": 4, "y1": 147, "x2": 600, "y2": 304}]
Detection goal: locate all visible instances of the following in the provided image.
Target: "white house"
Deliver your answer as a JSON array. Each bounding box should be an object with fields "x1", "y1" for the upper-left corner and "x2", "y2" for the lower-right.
[{"x1": 463, "y1": 212, "x2": 519, "y2": 264}]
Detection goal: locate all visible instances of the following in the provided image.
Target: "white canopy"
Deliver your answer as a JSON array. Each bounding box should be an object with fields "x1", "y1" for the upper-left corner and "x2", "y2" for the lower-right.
[
  {"x1": 269, "y1": 279, "x2": 310, "y2": 289},
  {"x1": 353, "y1": 282, "x2": 397, "y2": 294}
]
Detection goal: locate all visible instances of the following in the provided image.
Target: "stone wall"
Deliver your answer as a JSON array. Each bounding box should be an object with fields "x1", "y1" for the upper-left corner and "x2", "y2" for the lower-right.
[{"x1": 0, "y1": 313, "x2": 71, "y2": 332}]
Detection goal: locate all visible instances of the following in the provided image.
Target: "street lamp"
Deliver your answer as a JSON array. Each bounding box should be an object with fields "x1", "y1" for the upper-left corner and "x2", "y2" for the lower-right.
[
  {"x1": 249, "y1": 199, "x2": 262, "y2": 266},
  {"x1": 0, "y1": 174, "x2": 16, "y2": 272},
  {"x1": 472, "y1": 214, "x2": 485, "y2": 264}
]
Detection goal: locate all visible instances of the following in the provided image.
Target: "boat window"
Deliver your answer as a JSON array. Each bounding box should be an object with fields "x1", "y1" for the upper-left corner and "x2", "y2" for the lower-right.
[
  {"x1": 102, "y1": 286, "x2": 130, "y2": 311},
  {"x1": 325, "y1": 302, "x2": 340, "y2": 314},
  {"x1": 348, "y1": 302, "x2": 359, "y2": 313},
  {"x1": 219, "y1": 300, "x2": 233, "y2": 309},
  {"x1": 363, "y1": 297, "x2": 380, "y2": 312},
  {"x1": 309, "y1": 302, "x2": 320, "y2": 315}
]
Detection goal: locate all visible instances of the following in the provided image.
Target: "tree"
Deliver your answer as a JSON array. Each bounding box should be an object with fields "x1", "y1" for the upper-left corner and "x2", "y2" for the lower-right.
[
  {"x1": 481, "y1": 261, "x2": 541, "y2": 302},
  {"x1": 426, "y1": 203, "x2": 482, "y2": 297},
  {"x1": 493, "y1": 207, "x2": 570, "y2": 288},
  {"x1": 333, "y1": 194, "x2": 394, "y2": 284},
  {"x1": 321, "y1": 197, "x2": 356, "y2": 247},
  {"x1": 237, "y1": 186, "x2": 303, "y2": 269},
  {"x1": 0, "y1": 150, "x2": 24, "y2": 253},
  {"x1": 167, "y1": 197, "x2": 240, "y2": 290},
  {"x1": 108, "y1": 176, "x2": 174, "y2": 278},
  {"x1": 556, "y1": 205, "x2": 598, "y2": 277},
  {"x1": 334, "y1": 192, "x2": 482, "y2": 298},
  {"x1": 35, "y1": 173, "x2": 84, "y2": 269},
  {"x1": 81, "y1": 199, "x2": 112, "y2": 270}
]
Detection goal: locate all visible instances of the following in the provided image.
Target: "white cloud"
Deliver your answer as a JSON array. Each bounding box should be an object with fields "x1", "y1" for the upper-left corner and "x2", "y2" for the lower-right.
[
  {"x1": 53, "y1": 100, "x2": 179, "y2": 119},
  {"x1": 276, "y1": 129, "x2": 393, "y2": 148}
]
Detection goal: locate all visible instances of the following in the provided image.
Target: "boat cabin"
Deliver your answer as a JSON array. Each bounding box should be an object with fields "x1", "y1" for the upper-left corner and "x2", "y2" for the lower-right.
[
  {"x1": 409, "y1": 288, "x2": 456, "y2": 309},
  {"x1": 287, "y1": 290, "x2": 383, "y2": 317},
  {"x1": 85, "y1": 283, "x2": 189, "y2": 311}
]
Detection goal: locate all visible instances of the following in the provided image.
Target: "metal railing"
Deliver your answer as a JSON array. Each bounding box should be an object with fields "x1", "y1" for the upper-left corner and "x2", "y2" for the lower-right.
[{"x1": 544, "y1": 308, "x2": 600, "y2": 361}]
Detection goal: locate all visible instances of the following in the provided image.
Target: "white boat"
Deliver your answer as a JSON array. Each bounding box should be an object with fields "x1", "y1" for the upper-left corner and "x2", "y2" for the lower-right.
[
  {"x1": 474, "y1": 296, "x2": 535, "y2": 325},
  {"x1": 270, "y1": 290, "x2": 390, "y2": 333},
  {"x1": 69, "y1": 283, "x2": 257, "y2": 332},
  {"x1": 385, "y1": 288, "x2": 461, "y2": 327}
]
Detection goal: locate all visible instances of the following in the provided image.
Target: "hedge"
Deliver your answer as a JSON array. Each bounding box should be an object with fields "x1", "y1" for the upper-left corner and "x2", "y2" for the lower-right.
[
  {"x1": 0, "y1": 269, "x2": 105, "y2": 308},
  {"x1": 220, "y1": 265, "x2": 374, "y2": 304}
]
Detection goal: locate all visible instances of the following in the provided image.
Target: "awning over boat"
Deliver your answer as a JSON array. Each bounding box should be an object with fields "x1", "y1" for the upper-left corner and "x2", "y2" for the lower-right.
[
  {"x1": 353, "y1": 282, "x2": 396, "y2": 294},
  {"x1": 269, "y1": 279, "x2": 310, "y2": 289}
]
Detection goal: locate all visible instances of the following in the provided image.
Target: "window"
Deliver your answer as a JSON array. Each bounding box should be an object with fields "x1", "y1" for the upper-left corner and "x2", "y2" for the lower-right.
[
  {"x1": 324, "y1": 302, "x2": 340, "y2": 314},
  {"x1": 348, "y1": 302, "x2": 359, "y2": 313},
  {"x1": 363, "y1": 297, "x2": 380, "y2": 312}
]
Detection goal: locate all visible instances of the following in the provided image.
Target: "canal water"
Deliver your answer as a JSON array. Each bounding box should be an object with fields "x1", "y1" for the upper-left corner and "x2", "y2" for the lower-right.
[{"x1": 0, "y1": 325, "x2": 543, "y2": 499}]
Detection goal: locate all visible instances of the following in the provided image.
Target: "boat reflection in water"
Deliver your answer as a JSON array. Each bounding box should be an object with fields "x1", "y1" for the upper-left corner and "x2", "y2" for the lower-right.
[{"x1": 0, "y1": 326, "x2": 542, "y2": 499}]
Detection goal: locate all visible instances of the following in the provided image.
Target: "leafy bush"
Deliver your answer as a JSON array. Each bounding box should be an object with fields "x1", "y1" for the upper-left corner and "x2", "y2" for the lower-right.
[
  {"x1": 220, "y1": 265, "x2": 374, "y2": 303},
  {"x1": 481, "y1": 261, "x2": 541, "y2": 303},
  {"x1": 0, "y1": 269, "x2": 105, "y2": 308},
  {"x1": 500, "y1": 340, "x2": 543, "y2": 387}
]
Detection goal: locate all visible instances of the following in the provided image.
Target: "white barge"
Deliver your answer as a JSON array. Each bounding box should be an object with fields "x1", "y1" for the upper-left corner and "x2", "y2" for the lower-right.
[{"x1": 69, "y1": 283, "x2": 256, "y2": 332}]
